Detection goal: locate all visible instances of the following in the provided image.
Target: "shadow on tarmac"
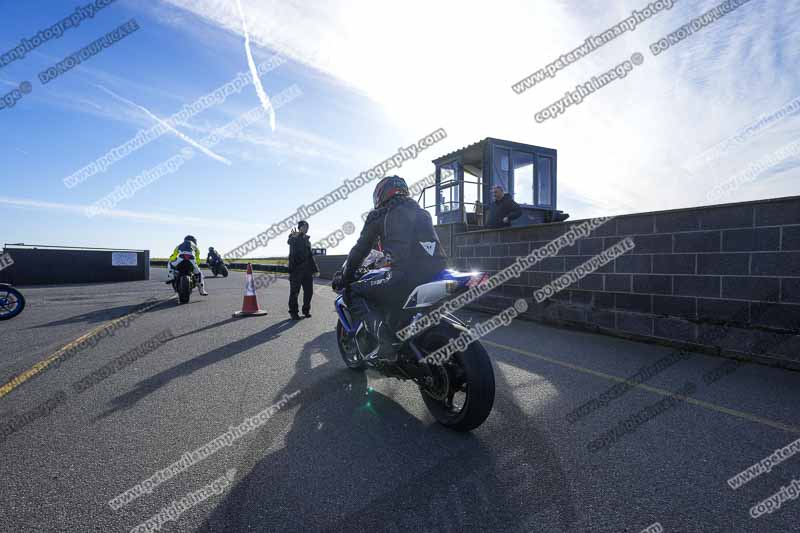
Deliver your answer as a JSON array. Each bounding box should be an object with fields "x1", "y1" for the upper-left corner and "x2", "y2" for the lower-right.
[
  {"x1": 197, "y1": 331, "x2": 577, "y2": 532},
  {"x1": 94, "y1": 319, "x2": 302, "y2": 421},
  {"x1": 31, "y1": 302, "x2": 160, "y2": 329},
  {"x1": 168, "y1": 317, "x2": 240, "y2": 341}
]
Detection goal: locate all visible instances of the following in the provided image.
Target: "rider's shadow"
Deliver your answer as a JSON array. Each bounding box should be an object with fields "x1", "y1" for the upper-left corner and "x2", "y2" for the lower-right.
[
  {"x1": 94, "y1": 319, "x2": 301, "y2": 421},
  {"x1": 30, "y1": 301, "x2": 164, "y2": 328},
  {"x1": 198, "y1": 332, "x2": 578, "y2": 532}
]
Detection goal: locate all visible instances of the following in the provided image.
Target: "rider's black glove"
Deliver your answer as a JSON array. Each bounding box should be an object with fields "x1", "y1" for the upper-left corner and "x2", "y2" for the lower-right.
[
  {"x1": 331, "y1": 270, "x2": 344, "y2": 291},
  {"x1": 342, "y1": 285, "x2": 353, "y2": 307}
]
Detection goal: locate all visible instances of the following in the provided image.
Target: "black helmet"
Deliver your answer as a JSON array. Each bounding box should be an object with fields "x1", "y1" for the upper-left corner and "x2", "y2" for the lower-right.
[
  {"x1": 372, "y1": 175, "x2": 409, "y2": 209},
  {"x1": 184, "y1": 235, "x2": 197, "y2": 244}
]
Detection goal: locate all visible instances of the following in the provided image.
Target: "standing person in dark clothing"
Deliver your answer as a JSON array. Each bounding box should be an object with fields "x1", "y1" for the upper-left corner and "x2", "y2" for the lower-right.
[
  {"x1": 485, "y1": 185, "x2": 522, "y2": 228},
  {"x1": 287, "y1": 221, "x2": 319, "y2": 320}
]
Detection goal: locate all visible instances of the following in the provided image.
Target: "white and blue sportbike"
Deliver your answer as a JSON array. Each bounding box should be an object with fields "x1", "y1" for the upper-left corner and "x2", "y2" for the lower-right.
[{"x1": 333, "y1": 251, "x2": 495, "y2": 431}]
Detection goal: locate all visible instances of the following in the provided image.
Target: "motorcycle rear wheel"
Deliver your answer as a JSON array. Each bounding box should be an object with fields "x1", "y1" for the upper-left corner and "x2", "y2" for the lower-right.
[
  {"x1": 220, "y1": 264, "x2": 229, "y2": 277},
  {"x1": 178, "y1": 275, "x2": 191, "y2": 304},
  {"x1": 418, "y1": 332, "x2": 495, "y2": 432}
]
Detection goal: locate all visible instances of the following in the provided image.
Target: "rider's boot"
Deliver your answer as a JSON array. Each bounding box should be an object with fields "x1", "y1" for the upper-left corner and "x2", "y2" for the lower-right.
[
  {"x1": 367, "y1": 316, "x2": 400, "y2": 363},
  {"x1": 199, "y1": 278, "x2": 209, "y2": 296},
  {"x1": 349, "y1": 295, "x2": 399, "y2": 363}
]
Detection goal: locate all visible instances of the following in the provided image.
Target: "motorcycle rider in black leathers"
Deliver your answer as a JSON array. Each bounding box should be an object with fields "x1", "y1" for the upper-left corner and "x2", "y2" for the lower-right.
[
  {"x1": 339, "y1": 175, "x2": 447, "y2": 362},
  {"x1": 207, "y1": 247, "x2": 222, "y2": 268}
]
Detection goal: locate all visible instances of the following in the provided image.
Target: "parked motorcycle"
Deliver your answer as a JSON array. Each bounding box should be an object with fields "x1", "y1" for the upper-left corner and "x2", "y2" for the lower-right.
[
  {"x1": 332, "y1": 251, "x2": 495, "y2": 432},
  {"x1": 208, "y1": 257, "x2": 229, "y2": 278},
  {"x1": 171, "y1": 256, "x2": 199, "y2": 304},
  {"x1": 0, "y1": 283, "x2": 26, "y2": 320}
]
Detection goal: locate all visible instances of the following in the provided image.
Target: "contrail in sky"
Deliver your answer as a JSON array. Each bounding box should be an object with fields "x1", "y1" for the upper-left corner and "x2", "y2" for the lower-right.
[
  {"x1": 95, "y1": 84, "x2": 231, "y2": 165},
  {"x1": 235, "y1": 0, "x2": 276, "y2": 131}
]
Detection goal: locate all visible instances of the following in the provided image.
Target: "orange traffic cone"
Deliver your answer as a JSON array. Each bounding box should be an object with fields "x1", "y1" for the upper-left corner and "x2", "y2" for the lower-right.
[{"x1": 233, "y1": 264, "x2": 268, "y2": 317}]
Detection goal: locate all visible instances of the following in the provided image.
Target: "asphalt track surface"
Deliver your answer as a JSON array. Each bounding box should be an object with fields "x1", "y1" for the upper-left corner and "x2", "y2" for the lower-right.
[{"x1": 1, "y1": 269, "x2": 799, "y2": 532}]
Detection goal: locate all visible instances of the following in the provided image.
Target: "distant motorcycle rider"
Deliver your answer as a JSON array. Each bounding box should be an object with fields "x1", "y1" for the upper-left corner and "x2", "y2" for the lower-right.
[
  {"x1": 338, "y1": 175, "x2": 447, "y2": 361},
  {"x1": 167, "y1": 235, "x2": 208, "y2": 296},
  {"x1": 207, "y1": 246, "x2": 221, "y2": 267}
]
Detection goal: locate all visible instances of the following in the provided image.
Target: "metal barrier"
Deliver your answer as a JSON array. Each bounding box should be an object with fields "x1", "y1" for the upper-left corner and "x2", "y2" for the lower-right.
[{"x1": 1, "y1": 244, "x2": 149, "y2": 285}]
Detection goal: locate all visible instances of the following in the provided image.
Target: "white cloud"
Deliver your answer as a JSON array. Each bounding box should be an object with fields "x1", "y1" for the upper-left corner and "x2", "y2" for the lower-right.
[
  {"x1": 159, "y1": 0, "x2": 799, "y2": 217},
  {"x1": 0, "y1": 196, "x2": 254, "y2": 231}
]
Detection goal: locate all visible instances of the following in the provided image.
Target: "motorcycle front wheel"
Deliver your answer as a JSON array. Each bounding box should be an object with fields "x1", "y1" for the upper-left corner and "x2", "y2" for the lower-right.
[
  {"x1": 0, "y1": 285, "x2": 25, "y2": 320},
  {"x1": 337, "y1": 321, "x2": 365, "y2": 371}
]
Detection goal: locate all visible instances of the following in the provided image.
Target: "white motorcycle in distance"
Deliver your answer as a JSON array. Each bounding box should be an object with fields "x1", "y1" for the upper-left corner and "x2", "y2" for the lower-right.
[
  {"x1": 170, "y1": 255, "x2": 200, "y2": 304},
  {"x1": 332, "y1": 250, "x2": 496, "y2": 432}
]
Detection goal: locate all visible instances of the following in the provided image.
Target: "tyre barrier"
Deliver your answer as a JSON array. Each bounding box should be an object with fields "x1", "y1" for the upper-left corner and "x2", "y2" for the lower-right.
[{"x1": 150, "y1": 260, "x2": 289, "y2": 273}]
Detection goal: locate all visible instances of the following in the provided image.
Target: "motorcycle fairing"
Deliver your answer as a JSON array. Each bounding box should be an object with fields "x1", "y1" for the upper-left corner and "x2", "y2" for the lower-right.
[{"x1": 402, "y1": 269, "x2": 484, "y2": 309}]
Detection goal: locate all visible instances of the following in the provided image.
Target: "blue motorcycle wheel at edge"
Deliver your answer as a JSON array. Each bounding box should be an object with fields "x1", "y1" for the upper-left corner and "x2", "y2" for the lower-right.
[{"x1": 0, "y1": 285, "x2": 26, "y2": 320}]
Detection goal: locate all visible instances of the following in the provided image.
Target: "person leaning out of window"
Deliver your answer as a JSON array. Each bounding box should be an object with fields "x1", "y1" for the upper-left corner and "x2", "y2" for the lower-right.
[{"x1": 485, "y1": 185, "x2": 522, "y2": 228}]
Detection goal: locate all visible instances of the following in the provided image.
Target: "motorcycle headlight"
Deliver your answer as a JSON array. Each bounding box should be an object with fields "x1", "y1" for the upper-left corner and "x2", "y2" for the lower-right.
[{"x1": 466, "y1": 272, "x2": 489, "y2": 288}]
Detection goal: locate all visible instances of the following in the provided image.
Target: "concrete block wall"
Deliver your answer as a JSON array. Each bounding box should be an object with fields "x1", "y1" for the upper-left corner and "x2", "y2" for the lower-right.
[
  {"x1": 3, "y1": 247, "x2": 150, "y2": 285},
  {"x1": 448, "y1": 195, "x2": 800, "y2": 368},
  {"x1": 315, "y1": 255, "x2": 347, "y2": 279}
]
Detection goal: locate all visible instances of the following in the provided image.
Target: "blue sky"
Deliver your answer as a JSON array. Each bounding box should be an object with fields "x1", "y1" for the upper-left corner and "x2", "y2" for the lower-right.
[{"x1": 1, "y1": 0, "x2": 798, "y2": 257}]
